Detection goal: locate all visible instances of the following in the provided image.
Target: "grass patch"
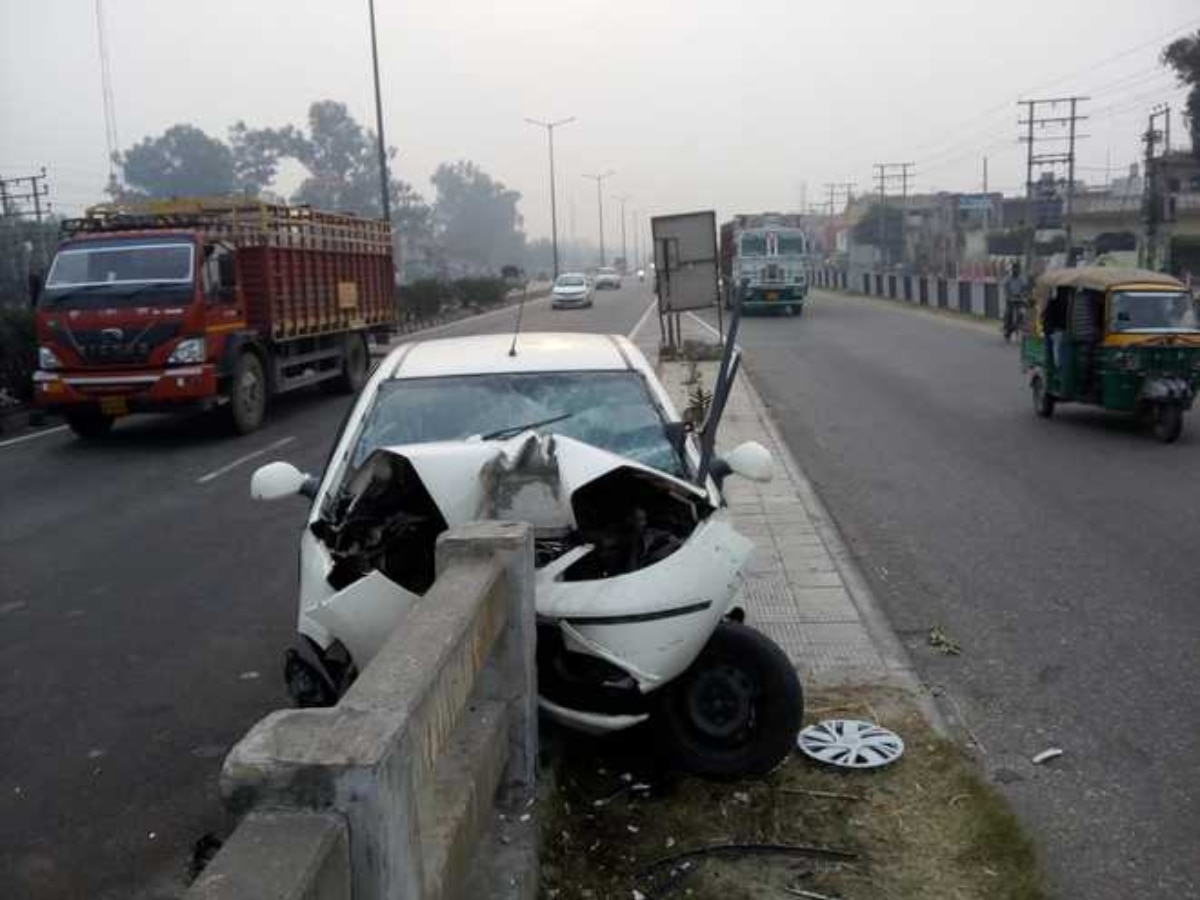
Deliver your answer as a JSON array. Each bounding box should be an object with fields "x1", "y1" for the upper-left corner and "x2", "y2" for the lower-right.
[{"x1": 538, "y1": 687, "x2": 1044, "y2": 900}]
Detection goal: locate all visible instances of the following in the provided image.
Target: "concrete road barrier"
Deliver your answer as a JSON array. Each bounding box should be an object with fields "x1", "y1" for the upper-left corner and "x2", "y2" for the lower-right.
[
  {"x1": 809, "y1": 266, "x2": 1002, "y2": 320},
  {"x1": 188, "y1": 521, "x2": 537, "y2": 900}
]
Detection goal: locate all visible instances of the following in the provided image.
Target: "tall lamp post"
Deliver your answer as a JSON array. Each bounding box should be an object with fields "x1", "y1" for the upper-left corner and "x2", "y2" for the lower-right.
[
  {"x1": 367, "y1": 0, "x2": 391, "y2": 225},
  {"x1": 612, "y1": 194, "x2": 631, "y2": 271},
  {"x1": 582, "y1": 171, "x2": 614, "y2": 267},
  {"x1": 524, "y1": 116, "x2": 575, "y2": 280}
]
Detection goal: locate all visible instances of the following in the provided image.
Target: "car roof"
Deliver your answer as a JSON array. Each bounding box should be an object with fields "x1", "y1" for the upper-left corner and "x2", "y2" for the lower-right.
[
  {"x1": 1035, "y1": 266, "x2": 1184, "y2": 293},
  {"x1": 556, "y1": 272, "x2": 587, "y2": 279},
  {"x1": 384, "y1": 332, "x2": 644, "y2": 378}
]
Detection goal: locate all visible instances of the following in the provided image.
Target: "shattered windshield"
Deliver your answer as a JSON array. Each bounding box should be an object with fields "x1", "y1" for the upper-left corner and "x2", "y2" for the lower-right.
[{"x1": 351, "y1": 371, "x2": 686, "y2": 477}]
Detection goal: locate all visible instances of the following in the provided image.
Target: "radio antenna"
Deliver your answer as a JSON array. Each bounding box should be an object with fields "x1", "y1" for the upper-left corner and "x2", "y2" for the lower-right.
[{"x1": 508, "y1": 286, "x2": 528, "y2": 357}]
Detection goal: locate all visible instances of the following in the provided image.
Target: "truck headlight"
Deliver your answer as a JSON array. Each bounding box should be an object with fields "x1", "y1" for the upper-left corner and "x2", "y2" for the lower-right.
[
  {"x1": 38, "y1": 346, "x2": 63, "y2": 370},
  {"x1": 167, "y1": 337, "x2": 206, "y2": 365}
]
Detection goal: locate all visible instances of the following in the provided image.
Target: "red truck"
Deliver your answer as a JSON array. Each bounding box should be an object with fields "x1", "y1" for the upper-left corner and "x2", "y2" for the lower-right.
[{"x1": 32, "y1": 198, "x2": 395, "y2": 437}]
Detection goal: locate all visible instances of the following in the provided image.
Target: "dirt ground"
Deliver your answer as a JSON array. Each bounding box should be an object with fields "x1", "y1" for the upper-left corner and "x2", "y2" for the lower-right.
[{"x1": 538, "y1": 687, "x2": 1046, "y2": 900}]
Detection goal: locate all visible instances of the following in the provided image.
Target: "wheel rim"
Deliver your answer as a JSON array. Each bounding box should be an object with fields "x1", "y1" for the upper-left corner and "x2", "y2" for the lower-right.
[
  {"x1": 684, "y1": 664, "x2": 755, "y2": 741},
  {"x1": 797, "y1": 719, "x2": 905, "y2": 769}
]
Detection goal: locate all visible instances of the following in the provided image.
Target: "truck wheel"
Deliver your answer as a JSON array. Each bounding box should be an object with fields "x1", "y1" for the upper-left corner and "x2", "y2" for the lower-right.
[
  {"x1": 229, "y1": 351, "x2": 267, "y2": 434},
  {"x1": 329, "y1": 334, "x2": 369, "y2": 395},
  {"x1": 66, "y1": 410, "x2": 115, "y2": 439},
  {"x1": 654, "y1": 622, "x2": 803, "y2": 778},
  {"x1": 1031, "y1": 376, "x2": 1055, "y2": 418},
  {"x1": 1153, "y1": 405, "x2": 1183, "y2": 444}
]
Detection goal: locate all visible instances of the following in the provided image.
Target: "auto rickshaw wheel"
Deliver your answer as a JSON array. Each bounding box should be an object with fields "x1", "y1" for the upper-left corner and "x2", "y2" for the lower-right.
[
  {"x1": 1031, "y1": 376, "x2": 1055, "y2": 418},
  {"x1": 1152, "y1": 405, "x2": 1183, "y2": 444}
]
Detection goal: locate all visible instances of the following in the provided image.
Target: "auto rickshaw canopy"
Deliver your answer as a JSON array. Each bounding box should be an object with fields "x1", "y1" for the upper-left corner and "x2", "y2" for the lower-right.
[{"x1": 1031, "y1": 266, "x2": 1186, "y2": 316}]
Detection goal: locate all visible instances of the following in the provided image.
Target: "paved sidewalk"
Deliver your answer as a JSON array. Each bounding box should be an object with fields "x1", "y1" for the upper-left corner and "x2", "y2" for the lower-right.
[{"x1": 633, "y1": 313, "x2": 924, "y2": 692}]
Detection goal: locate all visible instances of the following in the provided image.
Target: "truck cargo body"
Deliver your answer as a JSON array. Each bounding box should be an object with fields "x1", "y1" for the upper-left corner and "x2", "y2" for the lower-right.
[
  {"x1": 33, "y1": 199, "x2": 395, "y2": 437},
  {"x1": 720, "y1": 214, "x2": 809, "y2": 315}
]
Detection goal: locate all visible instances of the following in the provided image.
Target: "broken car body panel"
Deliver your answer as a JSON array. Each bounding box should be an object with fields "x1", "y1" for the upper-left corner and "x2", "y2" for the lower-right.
[{"x1": 297, "y1": 431, "x2": 754, "y2": 720}]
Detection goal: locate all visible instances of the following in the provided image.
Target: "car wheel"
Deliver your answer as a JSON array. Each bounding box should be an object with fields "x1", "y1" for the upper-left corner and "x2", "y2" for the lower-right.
[
  {"x1": 66, "y1": 410, "x2": 115, "y2": 439},
  {"x1": 1031, "y1": 375, "x2": 1054, "y2": 419},
  {"x1": 655, "y1": 622, "x2": 803, "y2": 778},
  {"x1": 1153, "y1": 405, "x2": 1183, "y2": 443},
  {"x1": 229, "y1": 351, "x2": 267, "y2": 435}
]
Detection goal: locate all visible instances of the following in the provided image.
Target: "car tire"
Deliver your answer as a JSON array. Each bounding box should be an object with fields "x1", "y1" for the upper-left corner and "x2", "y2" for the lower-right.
[
  {"x1": 228, "y1": 351, "x2": 267, "y2": 435},
  {"x1": 1031, "y1": 375, "x2": 1054, "y2": 419},
  {"x1": 327, "y1": 333, "x2": 369, "y2": 395},
  {"x1": 654, "y1": 622, "x2": 803, "y2": 778},
  {"x1": 1153, "y1": 405, "x2": 1183, "y2": 443},
  {"x1": 66, "y1": 410, "x2": 115, "y2": 439}
]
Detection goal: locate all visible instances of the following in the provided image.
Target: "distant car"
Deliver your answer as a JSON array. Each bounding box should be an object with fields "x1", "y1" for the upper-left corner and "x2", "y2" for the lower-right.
[
  {"x1": 551, "y1": 273, "x2": 594, "y2": 309},
  {"x1": 594, "y1": 267, "x2": 622, "y2": 290}
]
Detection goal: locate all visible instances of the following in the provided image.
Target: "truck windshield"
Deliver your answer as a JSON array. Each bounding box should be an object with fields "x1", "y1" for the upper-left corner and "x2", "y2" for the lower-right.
[
  {"x1": 350, "y1": 371, "x2": 686, "y2": 477},
  {"x1": 740, "y1": 234, "x2": 767, "y2": 256},
  {"x1": 777, "y1": 234, "x2": 806, "y2": 255},
  {"x1": 47, "y1": 242, "x2": 194, "y2": 288},
  {"x1": 1110, "y1": 291, "x2": 1200, "y2": 333}
]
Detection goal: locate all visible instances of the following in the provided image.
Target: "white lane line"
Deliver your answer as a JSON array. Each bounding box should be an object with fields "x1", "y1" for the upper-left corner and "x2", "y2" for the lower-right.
[
  {"x1": 686, "y1": 310, "x2": 732, "y2": 344},
  {"x1": 627, "y1": 297, "x2": 658, "y2": 340},
  {"x1": 196, "y1": 435, "x2": 296, "y2": 485},
  {"x1": 0, "y1": 424, "x2": 69, "y2": 450}
]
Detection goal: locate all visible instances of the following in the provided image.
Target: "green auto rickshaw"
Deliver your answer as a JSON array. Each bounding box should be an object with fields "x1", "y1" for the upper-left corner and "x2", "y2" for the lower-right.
[{"x1": 1020, "y1": 267, "x2": 1200, "y2": 443}]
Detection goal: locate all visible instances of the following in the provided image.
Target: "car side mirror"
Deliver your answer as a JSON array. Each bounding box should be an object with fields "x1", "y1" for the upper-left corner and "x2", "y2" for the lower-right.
[
  {"x1": 251, "y1": 461, "x2": 318, "y2": 500},
  {"x1": 719, "y1": 441, "x2": 774, "y2": 483}
]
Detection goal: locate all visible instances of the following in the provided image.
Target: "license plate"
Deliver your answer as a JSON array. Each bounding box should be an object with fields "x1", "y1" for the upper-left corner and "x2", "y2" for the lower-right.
[
  {"x1": 766, "y1": 292, "x2": 778, "y2": 301},
  {"x1": 100, "y1": 396, "x2": 129, "y2": 417}
]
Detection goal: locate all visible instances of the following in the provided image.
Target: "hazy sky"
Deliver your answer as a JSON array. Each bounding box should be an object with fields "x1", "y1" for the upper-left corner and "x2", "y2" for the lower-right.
[{"x1": 2, "y1": 0, "x2": 1196, "y2": 244}]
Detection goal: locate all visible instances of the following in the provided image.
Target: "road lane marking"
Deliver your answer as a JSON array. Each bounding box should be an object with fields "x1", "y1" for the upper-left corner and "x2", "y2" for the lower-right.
[
  {"x1": 628, "y1": 297, "x2": 658, "y2": 340},
  {"x1": 0, "y1": 425, "x2": 69, "y2": 450},
  {"x1": 196, "y1": 435, "x2": 296, "y2": 485}
]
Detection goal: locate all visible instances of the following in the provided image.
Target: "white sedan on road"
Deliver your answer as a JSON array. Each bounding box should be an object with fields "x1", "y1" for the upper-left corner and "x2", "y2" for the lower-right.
[
  {"x1": 594, "y1": 266, "x2": 622, "y2": 290},
  {"x1": 252, "y1": 332, "x2": 801, "y2": 776},
  {"x1": 551, "y1": 272, "x2": 594, "y2": 308}
]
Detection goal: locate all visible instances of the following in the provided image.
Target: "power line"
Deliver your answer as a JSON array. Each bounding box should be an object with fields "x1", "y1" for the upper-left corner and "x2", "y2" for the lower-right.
[
  {"x1": 1019, "y1": 96, "x2": 1088, "y2": 269},
  {"x1": 95, "y1": 0, "x2": 120, "y2": 182}
]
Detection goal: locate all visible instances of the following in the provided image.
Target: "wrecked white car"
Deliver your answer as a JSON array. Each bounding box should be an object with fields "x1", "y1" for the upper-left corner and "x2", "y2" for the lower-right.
[{"x1": 253, "y1": 332, "x2": 802, "y2": 776}]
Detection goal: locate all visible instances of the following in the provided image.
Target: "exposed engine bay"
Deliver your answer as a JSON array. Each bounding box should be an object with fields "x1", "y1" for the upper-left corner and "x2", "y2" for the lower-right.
[{"x1": 312, "y1": 433, "x2": 711, "y2": 594}]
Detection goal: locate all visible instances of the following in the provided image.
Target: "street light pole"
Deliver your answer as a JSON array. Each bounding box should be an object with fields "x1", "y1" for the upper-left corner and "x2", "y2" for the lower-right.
[
  {"x1": 367, "y1": 0, "x2": 391, "y2": 225},
  {"x1": 525, "y1": 116, "x2": 575, "y2": 279},
  {"x1": 583, "y1": 171, "x2": 614, "y2": 267},
  {"x1": 613, "y1": 194, "x2": 631, "y2": 271}
]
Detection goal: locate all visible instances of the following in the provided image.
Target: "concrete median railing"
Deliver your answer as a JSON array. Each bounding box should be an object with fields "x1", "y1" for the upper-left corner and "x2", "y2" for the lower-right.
[
  {"x1": 187, "y1": 521, "x2": 537, "y2": 900},
  {"x1": 808, "y1": 267, "x2": 1003, "y2": 320}
]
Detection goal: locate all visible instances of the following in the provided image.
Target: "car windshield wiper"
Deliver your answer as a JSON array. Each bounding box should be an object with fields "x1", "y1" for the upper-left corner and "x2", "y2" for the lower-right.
[{"x1": 480, "y1": 411, "x2": 574, "y2": 441}]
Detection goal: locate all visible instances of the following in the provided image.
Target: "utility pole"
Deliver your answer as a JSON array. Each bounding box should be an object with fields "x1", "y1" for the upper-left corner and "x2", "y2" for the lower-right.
[
  {"x1": 525, "y1": 116, "x2": 576, "y2": 279},
  {"x1": 1142, "y1": 104, "x2": 1170, "y2": 270},
  {"x1": 367, "y1": 0, "x2": 392, "y2": 225},
  {"x1": 983, "y1": 156, "x2": 988, "y2": 193},
  {"x1": 582, "y1": 171, "x2": 614, "y2": 267},
  {"x1": 95, "y1": 0, "x2": 120, "y2": 186},
  {"x1": 1018, "y1": 96, "x2": 1088, "y2": 271},
  {"x1": 872, "y1": 164, "x2": 913, "y2": 267},
  {"x1": 613, "y1": 194, "x2": 631, "y2": 270},
  {"x1": 0, "y1": 169, "x2": 51, "y2": 263},
  {"x1": 824, "y1": 182, "x2": 856, "y2": 216}
]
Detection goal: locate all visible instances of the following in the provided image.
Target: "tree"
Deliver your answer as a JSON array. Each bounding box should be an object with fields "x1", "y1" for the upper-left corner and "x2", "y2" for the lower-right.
[
  {"x1": 430, "y1": 161, "x2": 525, "y2": 272},
  {"x1": 115, "y1": 124, "x2": 238, "y2": 198},
  {"x1": 1162, "y1": 30, "x2": 1200, "y2": 157}
]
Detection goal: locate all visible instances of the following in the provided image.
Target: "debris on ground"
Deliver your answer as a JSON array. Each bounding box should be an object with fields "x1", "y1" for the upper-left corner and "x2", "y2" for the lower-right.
[
  {"x1": 927, "y1": 625, "x2": 962, "y2": 655},
  {"x1": 539, "y1": 686, "x2": 1046, "y2": 900},
  {"x1": 1031, "y1": 748, "x2": 1064, "y2": 765},
  {"x1": 796, "y1": 720, "x2": 905, "y2": 770}
]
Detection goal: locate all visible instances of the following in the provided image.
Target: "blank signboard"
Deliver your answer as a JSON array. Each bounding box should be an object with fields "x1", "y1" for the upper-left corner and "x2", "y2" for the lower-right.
[{"x1": 652, "y1": 211, "x2": 719, "y2": 312}]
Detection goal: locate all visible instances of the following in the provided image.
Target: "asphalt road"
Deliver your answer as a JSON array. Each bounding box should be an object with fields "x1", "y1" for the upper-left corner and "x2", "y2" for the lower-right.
[
  {"x1": 0, "y1": 281, "x2": 654, "y2": 900},
  {"x1": 701, "y1": 290, "x2": 1200, "y2": 899}
]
